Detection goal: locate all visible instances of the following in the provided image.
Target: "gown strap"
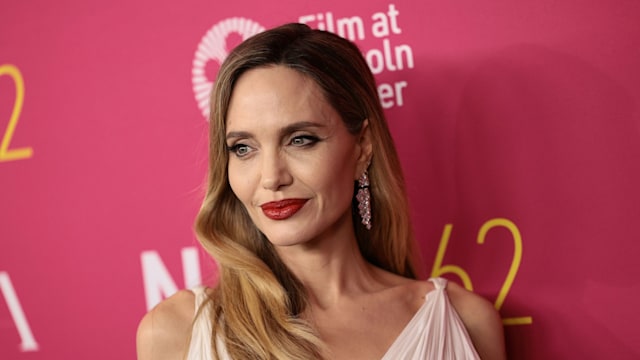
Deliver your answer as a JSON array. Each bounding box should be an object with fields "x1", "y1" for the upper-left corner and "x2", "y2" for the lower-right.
[
  {"x1": 186, "y1": 286, "x2": 214, "y2": 360},
  {"x1": 428, "y1": 276, "x2": 448, "y2": 291}
]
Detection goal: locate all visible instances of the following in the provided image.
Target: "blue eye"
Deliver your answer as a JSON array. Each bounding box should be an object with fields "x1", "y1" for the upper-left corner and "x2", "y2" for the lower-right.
[
  {"x1": 227, "y1": 143, "x2": 252, "y2": 157},
  {"x1": 290, "y1": 135, "x2": 319, "y2": 147}
]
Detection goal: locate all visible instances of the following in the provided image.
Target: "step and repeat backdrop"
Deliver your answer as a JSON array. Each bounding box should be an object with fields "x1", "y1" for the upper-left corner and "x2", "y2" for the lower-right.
[{"x1": 2, "y1": 0, "x2": 639, "y2": 358}]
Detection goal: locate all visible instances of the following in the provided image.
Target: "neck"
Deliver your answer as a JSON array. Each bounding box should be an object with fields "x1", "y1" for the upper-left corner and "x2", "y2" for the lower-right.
[{"x1": 275, "y1": 225, "x2": 385, "y2": 309}]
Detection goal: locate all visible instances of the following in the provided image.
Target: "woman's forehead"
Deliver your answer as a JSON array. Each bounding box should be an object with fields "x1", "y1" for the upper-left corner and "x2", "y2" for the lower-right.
[{"x1": 225, "y1": 66, "x2": 340, "y2": 131}]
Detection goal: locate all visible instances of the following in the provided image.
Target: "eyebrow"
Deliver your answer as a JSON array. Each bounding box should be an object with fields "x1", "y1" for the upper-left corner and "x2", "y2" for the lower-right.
[{"x1": 225, "y1": 121, "x2": 326, "y2": 142}]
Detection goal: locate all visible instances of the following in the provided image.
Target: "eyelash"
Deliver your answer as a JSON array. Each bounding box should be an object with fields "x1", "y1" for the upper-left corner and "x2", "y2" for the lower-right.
[
  {"x1": 227, "y1": 143, "x2": 252, "y2": 157},
  {"x1": 226, "y1": 135, "x2": 320, "y2": 158},
  {"x1": 290, "y1": 134, "x2": 319, "y2": 147}
]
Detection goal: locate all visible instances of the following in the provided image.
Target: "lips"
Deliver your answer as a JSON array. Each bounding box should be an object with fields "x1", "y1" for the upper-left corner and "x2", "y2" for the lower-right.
[{"x1": 260, "y1": 199, "x2": 308, "y2": 220}]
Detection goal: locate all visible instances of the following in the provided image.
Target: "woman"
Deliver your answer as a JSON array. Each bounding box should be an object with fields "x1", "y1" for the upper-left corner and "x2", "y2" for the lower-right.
[{"x1": 137, "y1": 23, "x2": 505, "y2": 359}]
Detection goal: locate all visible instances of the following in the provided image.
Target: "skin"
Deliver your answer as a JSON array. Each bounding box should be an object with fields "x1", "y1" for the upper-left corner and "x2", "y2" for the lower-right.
[
  {"x1": 225, "y1": 65, "x2": 365, "y2": 253},
  {"x1": 136, "y1": 66, "x2": 506, "y2": 360}
]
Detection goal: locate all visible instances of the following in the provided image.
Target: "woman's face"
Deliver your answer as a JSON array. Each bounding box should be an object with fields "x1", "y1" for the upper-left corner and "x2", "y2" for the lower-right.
[{"x1": 225, "y1": 65, "x2": 370, "y2": 249}]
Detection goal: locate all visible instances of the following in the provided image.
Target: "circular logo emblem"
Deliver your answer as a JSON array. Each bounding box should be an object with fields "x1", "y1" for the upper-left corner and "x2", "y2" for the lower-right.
[{"x1": 192, "y1": 18, "x2": 265, "y2": 120}]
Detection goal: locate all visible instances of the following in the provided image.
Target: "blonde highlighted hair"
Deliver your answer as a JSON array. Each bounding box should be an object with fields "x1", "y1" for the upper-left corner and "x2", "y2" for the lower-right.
[{"x1": 194, "y1": 23, "x2": 417, "y2": 359}]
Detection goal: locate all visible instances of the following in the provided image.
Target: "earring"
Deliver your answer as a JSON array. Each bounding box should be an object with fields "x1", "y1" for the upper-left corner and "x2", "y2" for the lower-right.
[{"x1": 356, "y1": 170, "x2": 372, "y2": 230}]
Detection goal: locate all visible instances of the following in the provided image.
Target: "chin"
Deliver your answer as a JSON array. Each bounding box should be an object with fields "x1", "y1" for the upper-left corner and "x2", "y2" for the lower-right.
[{"x1": 263, "y1": 233, "x2": 313, "y2": 248}]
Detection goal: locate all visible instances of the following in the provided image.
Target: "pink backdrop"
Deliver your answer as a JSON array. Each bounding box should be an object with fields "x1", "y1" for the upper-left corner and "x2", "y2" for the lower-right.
[{"x1": 2, "y1": 0, "x2": 640, "y2": 358}]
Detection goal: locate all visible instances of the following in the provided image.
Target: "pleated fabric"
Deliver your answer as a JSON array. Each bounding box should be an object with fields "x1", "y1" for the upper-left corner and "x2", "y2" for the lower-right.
[
  {"x1": 187, "y1": 277, "x2": 479, "y2": 359},
  {"x1": 380, "y1": 278, "x2": 480, "y2": 359},
  {"x1": 187, "y1": 286, "x2": 231, "y2": 360}
]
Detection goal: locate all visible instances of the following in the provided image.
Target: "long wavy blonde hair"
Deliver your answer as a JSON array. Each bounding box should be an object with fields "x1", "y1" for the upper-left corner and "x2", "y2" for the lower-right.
[{"x1": 194, "y1": 23, "x2": 417, "y2": 359}]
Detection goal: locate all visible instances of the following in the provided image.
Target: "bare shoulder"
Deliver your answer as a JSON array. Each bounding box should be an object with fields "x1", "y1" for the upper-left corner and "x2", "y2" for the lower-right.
[
  {"x1": 136, "y1": 289, "x2": 196, "y2": 360},
  {"x1": 445, "y1": 281, "x2": 507, "y2": 360}
]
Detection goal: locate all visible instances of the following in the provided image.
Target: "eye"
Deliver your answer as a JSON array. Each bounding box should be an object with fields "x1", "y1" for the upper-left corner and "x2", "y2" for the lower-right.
[
  {"x1": 290, "y1": 135, "x2": 319, "y2": 147},
  {"x1": 227, "y1": 143, "x2": 253, "y2": 157}
]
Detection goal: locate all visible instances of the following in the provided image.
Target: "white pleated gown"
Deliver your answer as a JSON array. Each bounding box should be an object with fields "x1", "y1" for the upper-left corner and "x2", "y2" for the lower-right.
[{"x1": 187, "y1": 278, "x2": 480, "y2": 359}]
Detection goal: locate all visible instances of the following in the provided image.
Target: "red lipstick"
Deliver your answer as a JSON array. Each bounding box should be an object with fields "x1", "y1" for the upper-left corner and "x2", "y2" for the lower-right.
[{"x1": 260, "y1": 199, "x2": 307, "y2": 220}]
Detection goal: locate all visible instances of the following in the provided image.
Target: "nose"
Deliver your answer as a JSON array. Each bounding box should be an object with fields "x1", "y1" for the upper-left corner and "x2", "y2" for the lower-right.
[{"x1": 261, "y1": 149, "x2": 292, "y2": 191}]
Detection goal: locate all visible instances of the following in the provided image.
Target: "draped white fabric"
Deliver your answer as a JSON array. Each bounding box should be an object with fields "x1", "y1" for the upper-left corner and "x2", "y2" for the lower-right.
[
  {"x1": 380, "y1": 278, "x2": 480, "y2": 359},
  {"x1": 188, "y1": 278, "x2": 479, "y2": 359},
  {"x1": 188, "y1": 288, "x2": 232, "y2": 360}
]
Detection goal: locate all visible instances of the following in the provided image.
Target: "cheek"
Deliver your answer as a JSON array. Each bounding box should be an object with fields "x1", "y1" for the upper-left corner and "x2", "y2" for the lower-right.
[
  {"x1": 309, "y1": 151, "x2": 357, "y2": 200},
  {"x1": 227, "y1": 162, "x2": 251, "y2": 204}
]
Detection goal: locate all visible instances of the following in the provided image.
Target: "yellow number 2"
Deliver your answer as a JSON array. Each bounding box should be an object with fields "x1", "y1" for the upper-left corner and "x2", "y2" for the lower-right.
[
  {"x1": 1, "y1": 64, "x2": 33, "y2": 162},
  {"x1": 477, "y1": 218, "x2": 532, "y2": 326},
  {"x1": 431, "y1": 218, "x2": 533, "y2": 326}
]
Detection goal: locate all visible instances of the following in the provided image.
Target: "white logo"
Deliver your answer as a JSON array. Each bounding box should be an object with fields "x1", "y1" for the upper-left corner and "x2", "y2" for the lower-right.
[{"x1": 192, "y1": 18, "x2": 265, "y2": 120}]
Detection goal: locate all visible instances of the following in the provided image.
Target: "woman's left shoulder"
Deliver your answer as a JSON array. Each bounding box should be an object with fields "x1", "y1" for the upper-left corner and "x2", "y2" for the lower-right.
[{"x1": 442, "y1": 279, "x2": 507, "y2": 360}]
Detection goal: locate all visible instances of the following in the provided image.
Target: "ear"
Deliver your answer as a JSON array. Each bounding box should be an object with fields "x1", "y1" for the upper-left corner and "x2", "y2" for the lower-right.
[{"x1": 354, "y1": 119, "x2": 373, "y2": 180}]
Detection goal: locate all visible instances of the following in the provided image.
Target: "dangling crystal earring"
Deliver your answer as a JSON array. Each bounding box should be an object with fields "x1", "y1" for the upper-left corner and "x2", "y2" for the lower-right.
[{"x1": 356, "y1": 169, "x2": 372, "y2": 230}]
